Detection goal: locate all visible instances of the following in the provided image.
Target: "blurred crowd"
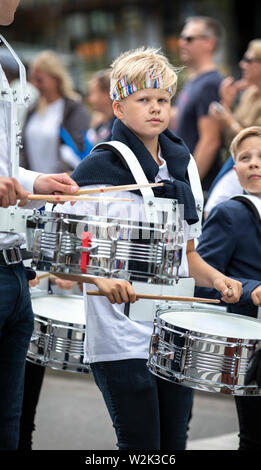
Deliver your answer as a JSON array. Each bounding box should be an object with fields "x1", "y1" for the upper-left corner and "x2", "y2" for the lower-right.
[
  {"x1": 1, "y1": 17, "x2": 259, "y2": 215},
  {"x1": 1, "y1": 5, "x2": 261, "y2": 452}
]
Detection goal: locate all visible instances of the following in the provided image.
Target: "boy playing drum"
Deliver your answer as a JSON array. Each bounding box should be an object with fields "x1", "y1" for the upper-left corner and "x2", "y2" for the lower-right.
[{"x1": 56, "y1": 47, "x2": 241, "y2": 449}]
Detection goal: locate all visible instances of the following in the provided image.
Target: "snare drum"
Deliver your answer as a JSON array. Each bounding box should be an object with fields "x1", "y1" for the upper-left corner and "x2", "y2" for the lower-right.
[
  {"x1": 27, "y1": 211, "x2": 182, "y2": 283},
  {"x1": 27, "y1": 294, "x2": 89, "y2": 374},
  {"x1": 148, "y1": 304, "x2": 261, "y2": 396}
]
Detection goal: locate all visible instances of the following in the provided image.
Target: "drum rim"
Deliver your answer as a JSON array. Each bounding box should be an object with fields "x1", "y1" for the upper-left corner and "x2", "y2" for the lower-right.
[
  {"x1": 31, "y1": 293, "x2": 85, "y2": 327},
  {"x1": 157, "y1": 308, "x2": 261, "y2": 342}
]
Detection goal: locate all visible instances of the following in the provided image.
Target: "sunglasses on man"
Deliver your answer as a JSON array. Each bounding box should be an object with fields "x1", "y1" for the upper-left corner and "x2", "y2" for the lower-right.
[
  {"x1": 179, "y1": 34, "x2": 210, "y2": 43},
  {"x1": 241, "y1": 55, "x2": 261, "y2": 64}
]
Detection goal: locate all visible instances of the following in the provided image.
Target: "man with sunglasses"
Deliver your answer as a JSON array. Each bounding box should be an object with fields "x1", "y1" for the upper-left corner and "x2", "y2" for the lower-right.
[{"x1": 173, "y1": 16, "x2": 225, "y2": 198}]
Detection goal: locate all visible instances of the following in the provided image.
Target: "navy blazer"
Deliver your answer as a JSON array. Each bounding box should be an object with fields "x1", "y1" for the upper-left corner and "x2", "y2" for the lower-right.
[{"x1": 195, "y1": 199, "x2": 261, "y2": 318}]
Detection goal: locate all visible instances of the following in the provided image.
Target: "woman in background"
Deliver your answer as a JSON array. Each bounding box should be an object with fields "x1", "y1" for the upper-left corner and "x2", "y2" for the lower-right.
[{"x1": 20, "y1": 50, "x2": 90, "y2": 173}]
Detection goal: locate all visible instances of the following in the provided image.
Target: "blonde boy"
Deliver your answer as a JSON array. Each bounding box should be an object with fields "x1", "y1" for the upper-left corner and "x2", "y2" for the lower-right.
[{"x1": 57, "y1": 47, "x2": 241, "y2": 450}]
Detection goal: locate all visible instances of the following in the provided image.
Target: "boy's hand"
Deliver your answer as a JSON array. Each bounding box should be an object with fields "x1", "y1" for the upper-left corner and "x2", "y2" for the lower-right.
[
  {"x1": 213, "y1": 276, "x2": 242, "y2": 303},
  {"x1": 93, "y1": 278, "x2": 137, "y2": 305},
  {"x1": 251, "y1": 285, "x2": 261, "y2": 306},
  {"x1": 52, "y1": 277, "x2": 76, "y2": 290},
  {"x1": 28, "y1": 274, "x2": 40, "y2": 288}
]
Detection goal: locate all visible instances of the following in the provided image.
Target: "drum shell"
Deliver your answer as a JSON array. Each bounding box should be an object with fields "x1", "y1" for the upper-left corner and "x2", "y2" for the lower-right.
[
  {"x1": 27, "y1": 294, "x2": 89, "y2": 374},
  {"x1": 28, "y1": 211, "x2": 181, "y2": 283},
  {"x1": 148, "y1": 305, "x2": 261, "y2": 396}
]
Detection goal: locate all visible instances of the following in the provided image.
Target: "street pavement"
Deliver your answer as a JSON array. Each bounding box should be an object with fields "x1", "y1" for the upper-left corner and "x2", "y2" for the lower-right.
[{"x1": 32, "y1": 368, "x2": 239, "y2": 451}]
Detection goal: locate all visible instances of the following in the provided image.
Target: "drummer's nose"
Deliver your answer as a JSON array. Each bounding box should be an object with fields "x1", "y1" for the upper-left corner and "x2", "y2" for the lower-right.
[
  {"x1": 249, "y1": 155, "x2": 261, "y2": 168},
  {"x1": 150, "y1": 99, "x2": 161, "y2": 113}
]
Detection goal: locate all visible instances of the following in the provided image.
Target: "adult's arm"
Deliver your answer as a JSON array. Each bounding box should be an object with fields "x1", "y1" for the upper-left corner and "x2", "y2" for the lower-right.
[{"x1": 193, "y1": 114, "x2": 221, "y2": 180}]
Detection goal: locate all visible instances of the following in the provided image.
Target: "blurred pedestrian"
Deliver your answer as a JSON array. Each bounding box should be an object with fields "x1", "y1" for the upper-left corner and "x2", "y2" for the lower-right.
[
  {"x1": 86, "y1": 69, "x2": 115, "y2": 145},
  {"x1": 173, "y1": 16, "x2": 224, "y2": 198},
  {"x1": 20, "y1": 50, "x2": 91, "y2": 173},
  {"x1": 205, "y1": 39, "x2": 261, "y2": 217},
  {"x1": 209, "y1": 39, "x2": 261, "y2": 141}
]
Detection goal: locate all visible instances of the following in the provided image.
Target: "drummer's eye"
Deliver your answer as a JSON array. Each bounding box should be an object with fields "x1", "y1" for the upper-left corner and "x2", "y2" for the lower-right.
[{"x1": 239, "y1": 154, "x2": 249, "y2": 162}]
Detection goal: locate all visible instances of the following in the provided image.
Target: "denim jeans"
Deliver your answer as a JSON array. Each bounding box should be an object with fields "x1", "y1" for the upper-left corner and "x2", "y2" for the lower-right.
[
  {"x1": 234, "y1": 395, "x2": 261, "y2": 450},
  {"x1": 0, "y1": 262, "x2": 34, "y2": 450},
  {"x1": 18, "y1": 361, "x2": 46, "y2": 449},
  {"x1": 91, "y1": 359, "x2": 193, "y2": 450}
]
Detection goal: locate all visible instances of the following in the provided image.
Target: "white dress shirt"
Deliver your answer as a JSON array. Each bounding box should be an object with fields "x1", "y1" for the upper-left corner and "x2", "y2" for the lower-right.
[{"x1": 0, "y1": 64, "x2": 39, "y2": 249}]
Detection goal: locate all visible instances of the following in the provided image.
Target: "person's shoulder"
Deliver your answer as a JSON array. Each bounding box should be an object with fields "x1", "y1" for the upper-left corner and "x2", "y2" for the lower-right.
[
  {"x1": 89, "y1": 140, "x2": 130, "y2": 161},
  {"x1": 211, "y1": 198, "x2": 253, "y2": 221},
  {"x1": 240, "y1": 84, "x2": 260, "y2": 102},
  {"x1": 64, "y1": 97, "x2": 89, "y2": 115},
  {"x1": 195, "y1": 70, "x2": 222, "y2": 87}
]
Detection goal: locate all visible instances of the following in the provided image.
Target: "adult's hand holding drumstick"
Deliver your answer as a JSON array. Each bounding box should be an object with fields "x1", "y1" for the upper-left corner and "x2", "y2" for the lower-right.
[
  {"x1": 15, "y1": 172, "x2": 80, "y2": 206},
  {"x1": 0, "y1": 177, "x2": 29, "y2": 207},
  {"x1": 33, "y1": 172, "x2": 79, "y2": 196}
]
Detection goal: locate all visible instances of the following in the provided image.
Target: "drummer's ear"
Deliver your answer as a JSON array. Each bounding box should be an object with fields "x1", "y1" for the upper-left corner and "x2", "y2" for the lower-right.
[{"x1": 113, "y1": 100, "x2": 124, "y2": 120}]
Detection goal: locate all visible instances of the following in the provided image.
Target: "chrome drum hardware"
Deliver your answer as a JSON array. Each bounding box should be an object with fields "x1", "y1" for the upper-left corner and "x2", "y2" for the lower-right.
[{"x1": 148, "y1": 304, "x2": 261, "y2": 396}]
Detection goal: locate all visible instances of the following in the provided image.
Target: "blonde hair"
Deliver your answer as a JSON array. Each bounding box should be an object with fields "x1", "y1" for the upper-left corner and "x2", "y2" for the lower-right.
[
  {"x1": 230, "y1": 126, "x2": 261, "y2": 161},
  {"x1": 30, "y1": 50, "x2": 80, "y2": 108},
  {"x1": 247, "y1": 39, "x2": 261, "y2": 60},
  {"x1": 110, "y1": 47, "x2": 178, "y2": 99}
]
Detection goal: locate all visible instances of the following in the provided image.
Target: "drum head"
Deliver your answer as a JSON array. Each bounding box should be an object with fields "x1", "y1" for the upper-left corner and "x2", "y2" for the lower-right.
[
  {"x1": 160, "y1": 308, "x2": 261, "y2": 340},
  {"x1": 31, "y1": 295, "x2": 85, "y2": 325}
]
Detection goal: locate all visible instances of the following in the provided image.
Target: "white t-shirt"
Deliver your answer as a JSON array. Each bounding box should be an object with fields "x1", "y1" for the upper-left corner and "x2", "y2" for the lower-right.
[
  {"x1": 204, "y1": 168, "x2": 243, "y2": 215},
  {"x1": 54, "y1": 154, "x2": 198, "y2": 363},
  {"x1": 25, "y1": 98, "x2": 65, "y2": 173}
]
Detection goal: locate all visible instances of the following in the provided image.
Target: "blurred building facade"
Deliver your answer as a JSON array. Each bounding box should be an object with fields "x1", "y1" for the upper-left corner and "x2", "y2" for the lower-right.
[{"x1": 1, "y1": 0, "x2": 260, "y2": 93}]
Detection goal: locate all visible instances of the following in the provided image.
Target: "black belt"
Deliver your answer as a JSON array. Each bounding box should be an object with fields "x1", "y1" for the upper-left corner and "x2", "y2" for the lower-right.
[{"x1": 0, "y1": 247, "x2": 33, "y2": 265}]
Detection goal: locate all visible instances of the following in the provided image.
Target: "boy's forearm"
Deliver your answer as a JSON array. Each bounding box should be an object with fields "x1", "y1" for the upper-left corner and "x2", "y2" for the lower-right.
[
  {"x1": 187, "y1": 249, "x2": 242, "y2": 303},
  {"x1": 187, "y1": 250, "x2": 221, "y2": 288}
]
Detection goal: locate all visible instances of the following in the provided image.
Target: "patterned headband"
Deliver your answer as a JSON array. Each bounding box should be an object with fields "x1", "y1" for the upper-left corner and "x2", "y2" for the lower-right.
[{"x1": 112, "y1": 70, "x2": 174, "y2": 101}]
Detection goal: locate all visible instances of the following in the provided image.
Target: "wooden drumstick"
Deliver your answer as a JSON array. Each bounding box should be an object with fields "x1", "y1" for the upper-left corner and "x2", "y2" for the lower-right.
[
  {"x1": 86, "y1": 290, "x2": 221, "y2": 304},
  {"x1": 52, "y1": 273, "x2": 220, "y2": 303},
  {"x1": 27, "y1": 195, "x2": 134, "y2": 203},
  {"x1": 72, "y1": 182, "x2": 164, "y2": 196},
  {"x1": 37, "y1": 272, "x2": 51, "y2": 280},
  {"x1": 37, "y1": 272, "x2": 57, "y2": 281}
]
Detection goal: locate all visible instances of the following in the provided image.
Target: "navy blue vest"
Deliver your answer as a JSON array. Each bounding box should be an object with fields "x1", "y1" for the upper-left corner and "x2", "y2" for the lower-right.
[{"x1": 71, "y1": 119, "x2": 198, "y2": 225}]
